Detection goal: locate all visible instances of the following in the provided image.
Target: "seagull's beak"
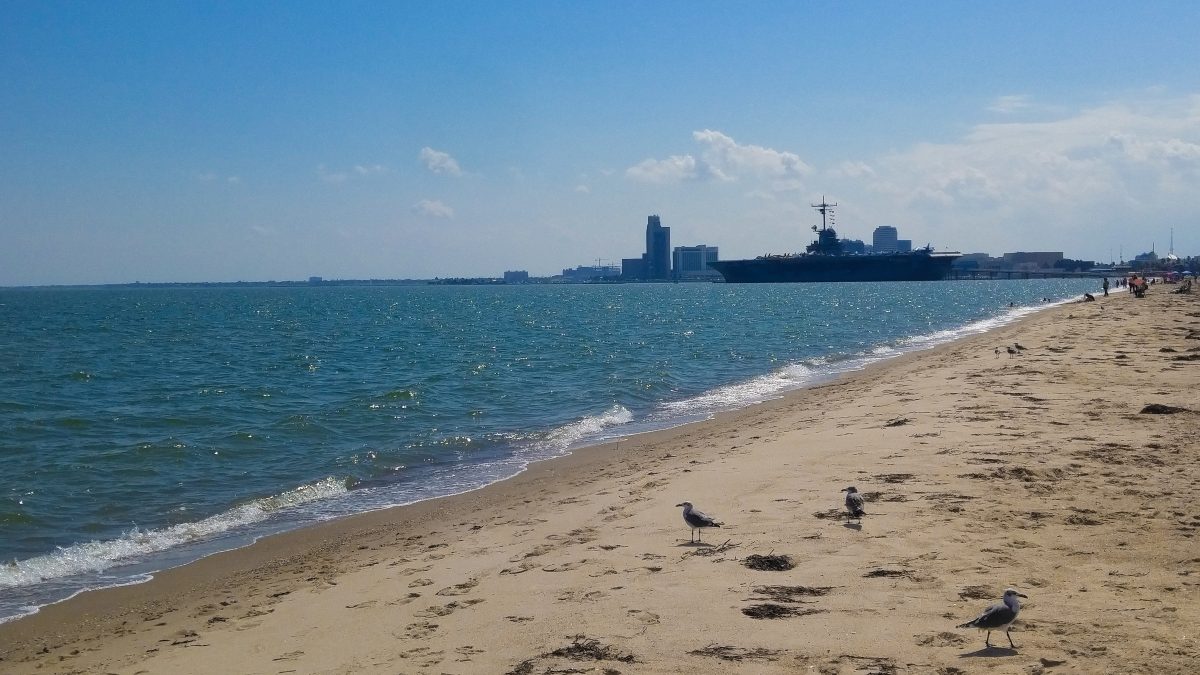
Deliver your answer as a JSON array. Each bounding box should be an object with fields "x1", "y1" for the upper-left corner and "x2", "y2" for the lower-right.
[
  {"x1": 1017, "y1": 593, "x2": 1028, "y2": 598},
  {"x1": 674, "y1": 502, "x2": 685, "y2": 507}
]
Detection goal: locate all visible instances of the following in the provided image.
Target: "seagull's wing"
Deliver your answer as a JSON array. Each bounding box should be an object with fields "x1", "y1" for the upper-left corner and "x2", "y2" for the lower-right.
[{"x1": 959, "y1": 602, "x2": 1015, "y2": 629}]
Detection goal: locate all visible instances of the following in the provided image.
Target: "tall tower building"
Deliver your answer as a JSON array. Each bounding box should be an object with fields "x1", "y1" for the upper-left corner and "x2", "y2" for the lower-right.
[
  {"x1": 873, "y1": 226, "x2": 899, "y2": 253},
  {"x1": 645, "y1": 215, "x2": 671, "y2": 279}
]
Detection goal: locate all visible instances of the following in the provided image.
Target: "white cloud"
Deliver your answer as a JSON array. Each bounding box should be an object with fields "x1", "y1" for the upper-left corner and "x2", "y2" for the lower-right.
[
  {"x1": 988, "y1": 94, "x2": 1031, "y2": 114},
  {"x1": 693, "y1": 129, "x2": 813, "y2": 178},
  {"x1": 625, "y1": 130, "x2": 811, "y2": 187},
  {"x1": 822, "y1": 93, "x2": 1200, "y2": 257},
  {"x1": 419, "y1": 147, "x2": 463, "y2": 176},
  {"x1": 625, "y1": 154, "x2": 706, "y2": 183},
  {"x1": 413, "y1": 199, "x2": 454, "y2": 218},
  {"x1": 575, "y1": 184, "x2": 590, "y2": 193},
  {"x1": 317, "y1": 164, "x2": 349, "y2": 184},
  {"x1": 318, "y1": 163, "x2": 388, "y2": 183},
  {"x1": 197, "y1": 171, "x2": 240, "y2": 184}
]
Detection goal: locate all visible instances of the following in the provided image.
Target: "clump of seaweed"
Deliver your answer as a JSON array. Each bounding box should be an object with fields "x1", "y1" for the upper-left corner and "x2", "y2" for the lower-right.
[
  {"x1": 743, "y1": 554, "x2": 795, "y2": 571},
  {"x1": 741, "y1": 603, "x2": 825, "y2": 619},
  {"x1": 1140, "y1": 403, "x2": 1192, "y2": 414},
  {"x1": 547, "y1": 636, "x2": 635, "y2": 663},
  {"x1": 688, "y1": 644, "x2": 782, "y2": 662},
  {"x1": 863, "y1": 568, "x2": 915, "y2": 579},
  {"x1": 750, "y1": 585, "x2": 832, "y2": 602}
]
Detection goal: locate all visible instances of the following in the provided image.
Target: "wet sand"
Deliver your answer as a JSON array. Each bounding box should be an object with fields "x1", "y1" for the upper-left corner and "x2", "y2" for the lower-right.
[{"x1": 2, "y1": 287, "x2": 1198, "y2": 674}]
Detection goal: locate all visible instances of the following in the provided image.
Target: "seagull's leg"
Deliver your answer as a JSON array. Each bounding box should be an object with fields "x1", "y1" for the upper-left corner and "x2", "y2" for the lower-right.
[
  {"x1": 984, "y1": 631, "x2": 991, "y2": 647},
  {"x1": 1006, "y1": 628, "x2": 1017, "y2": 649}
]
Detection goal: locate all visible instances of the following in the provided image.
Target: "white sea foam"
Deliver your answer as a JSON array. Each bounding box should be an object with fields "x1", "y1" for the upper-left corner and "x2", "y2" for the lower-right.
[
  {"x1": 0, "y1": 477, "x2": 349, "y2": 589},
  {"x1": 660, "y1": 362, "x2": 819, "y2": 418},
  {"x1": 536, "y1": 404, "x2": 634, "y2": 453}
]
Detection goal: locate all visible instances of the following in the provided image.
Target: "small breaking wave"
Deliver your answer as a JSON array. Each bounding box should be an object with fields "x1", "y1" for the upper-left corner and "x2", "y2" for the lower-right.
[
  {"x1": 0, "y1": 477, "x2": 350, "y2": 589},
  {"x1": 534, "y1": 404, "x2": 634, "y2": 453}
]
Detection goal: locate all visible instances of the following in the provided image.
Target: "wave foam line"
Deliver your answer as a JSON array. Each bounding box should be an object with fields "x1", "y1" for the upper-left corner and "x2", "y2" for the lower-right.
[
  {"x1": 0, "y1": 477, "x2": 350, "y2": 588},
  {"x1": 534, "y1": 404, "x2": 634, "y2": 453}
]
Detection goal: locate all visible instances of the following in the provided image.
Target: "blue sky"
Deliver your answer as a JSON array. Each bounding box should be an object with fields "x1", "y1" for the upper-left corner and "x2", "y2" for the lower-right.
[{"x1": 2, "y1": 1, "x2": 1199, "y2": 285}]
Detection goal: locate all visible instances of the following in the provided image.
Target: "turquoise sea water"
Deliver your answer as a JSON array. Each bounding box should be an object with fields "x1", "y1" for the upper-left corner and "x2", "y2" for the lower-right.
[{"x1": 0, "y1": 279, "x2": 1099, "y2": 620}]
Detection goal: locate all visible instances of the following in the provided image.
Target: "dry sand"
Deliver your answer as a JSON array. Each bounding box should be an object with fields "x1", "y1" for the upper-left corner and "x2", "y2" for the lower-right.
[{"x1": 2, "y1": 287, "x2": 1198, "y2": 674}]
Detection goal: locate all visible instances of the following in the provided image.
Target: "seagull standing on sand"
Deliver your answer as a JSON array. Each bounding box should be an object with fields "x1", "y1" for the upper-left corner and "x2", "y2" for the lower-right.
[
  {"x1": 675, "y1": 501, "x2": 721, "y2": 543},
  {"x1": 841, "y1": 486, "x2": 866, "y2": 520},
  {"x1": 1006, "y1": 346, "x2": 1018, "y2": 358},
  {"x1": 957, "y1": 588, "x2": 1028, "y2": 648},
  {"x1": 1014, "y1": 342, "x2": 1027, "y2": 352}
]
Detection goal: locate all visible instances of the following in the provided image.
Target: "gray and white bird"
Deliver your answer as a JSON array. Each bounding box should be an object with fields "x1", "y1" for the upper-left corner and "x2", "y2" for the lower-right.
[
  {"x1": 841, "y1": 486, "x2": 866, "y2": 520},
  {"x1": 675, "y1": 501, "x2": 721, "y2": 542},
  {"x1": 1014, "y1": 342, "x2": 1027, "y2": 352},
  {"x1": 957, "y1": 588, "x2": 1028, "y2": 648}
]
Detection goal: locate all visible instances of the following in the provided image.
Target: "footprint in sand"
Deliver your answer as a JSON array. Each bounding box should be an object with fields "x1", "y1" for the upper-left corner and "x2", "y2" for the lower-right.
[
  {"x1": 397, "y1": 646, "x2": 445, "y2": 667},
  {"x1": 500, "y1": 561, "x2": 538, "y2": 575},
  {"x1": 408, "y1": 578, "x2": 434, "y2": 588},
  {"x1": 384, "y1": 592, "x2": 423, "y2": 606},
  {"x1": 557, "y1": 589, "x2": 605, "y2": 603},
  {"x1": 435, "y1": 578, "x2": 479, "y2": 596},
  {"x1": 626, "y1": 609, "x2": 660, "y2": 626},
  {"x1": 454, "y1": 645, "x2": 485, "y2": 662},
  {"x1": 398, "y1": 621, "x2": 439, "y2": 639},
  {"x1": 414, "y1": 599, "x2": 485, "y2": 618},
  {"x1": 511, "y1": 544, "x2": 555, "y2": 561}
]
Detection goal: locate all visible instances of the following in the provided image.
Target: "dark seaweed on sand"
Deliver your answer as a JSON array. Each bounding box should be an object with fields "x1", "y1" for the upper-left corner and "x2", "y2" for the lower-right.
[
  {"x1": 743, "y1": 554, "x2": 795, "y2": 571},
  {"x1": 741, "y1": 603, "x2": 825, "y2": 619},
  {"x1": 1140, "y1": 403, "x2": 1192, "y2": 414},
  {"x1": 689, "y1": 644, "x2": 782, "y2": 661}
]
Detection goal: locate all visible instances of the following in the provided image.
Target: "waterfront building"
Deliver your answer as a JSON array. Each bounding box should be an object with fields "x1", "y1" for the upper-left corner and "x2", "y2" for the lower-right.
[
  {"x1": 621, "y1": 257, "x2": 647, "y2": 279},
  {"x1": 562, "y1": 264, "x2": 620, "y2": 281},
  {"x1": 503, "y1": 270, "x2": 529, "y2": 283},
  {"x1": 1001, "y1": 251, "x2": 1064, "y2": 269},
  {"x1": 672, "y1": 245, "x2": 720, "y2": 279},
  {"x1": 645, "y1": 215, "x2": 671, "y2": 280},
  {"x1": 872, "y1": 226, "x2": 899, "y2": 253}
]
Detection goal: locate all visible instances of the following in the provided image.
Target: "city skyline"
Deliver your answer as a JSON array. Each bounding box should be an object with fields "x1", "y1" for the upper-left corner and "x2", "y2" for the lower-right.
[{"x1": 2, "y1": 2, "x2": 1199, "y2": 286}]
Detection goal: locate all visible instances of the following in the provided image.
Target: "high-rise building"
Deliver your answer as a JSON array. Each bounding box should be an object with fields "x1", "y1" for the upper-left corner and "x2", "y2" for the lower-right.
[
  {"x1": 672, "y1": 245, "x2": 719, "y2": 279},
  {"x1": 645, "y1": 215, "x2": 671, "y2": 279},
  {"x1": 872, "y1": 226, "x2": 898, "y2": 253}
]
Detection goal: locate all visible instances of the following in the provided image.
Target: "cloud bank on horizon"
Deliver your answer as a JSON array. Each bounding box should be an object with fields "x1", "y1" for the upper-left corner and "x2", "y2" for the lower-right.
[{"x1": 0, "y1": 4, "x2": 1197, "y2": 285}]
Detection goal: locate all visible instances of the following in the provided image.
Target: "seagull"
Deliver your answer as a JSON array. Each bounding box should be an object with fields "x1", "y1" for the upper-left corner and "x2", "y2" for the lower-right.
[
  {"x1": 675, "y1": 501, "x2": 721, "y2": 543},
  {"x1": 957, "y1": 588, "x2": 1028, "y2": 648},
  {"x1": 841, "y1": 486, "x2": 866, "y2": 520},
  {"x1": 1006, "y1": 346, "x2": 1018, "y2": 358},
  {"x1": 1014, "y1": 342, "x2": 1027, "y2": 352}
]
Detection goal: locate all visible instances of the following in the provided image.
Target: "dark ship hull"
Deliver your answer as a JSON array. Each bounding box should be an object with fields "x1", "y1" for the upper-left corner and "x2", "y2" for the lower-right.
[
  {"x1": 713, "y1": 197, "x2": 960, "y2": 283},
  {"x1": 710, "y1": 251, "x2": 960, "y2": 283}
]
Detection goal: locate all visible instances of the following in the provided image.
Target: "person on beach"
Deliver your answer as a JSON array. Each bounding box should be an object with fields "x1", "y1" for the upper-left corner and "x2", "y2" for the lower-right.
[{"x1": 1103, "y1": 277, "x2": 1109, "y2": 296}]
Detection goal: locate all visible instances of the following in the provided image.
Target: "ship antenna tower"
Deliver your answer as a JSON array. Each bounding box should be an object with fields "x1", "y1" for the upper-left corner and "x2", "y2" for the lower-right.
[{"x1": 811, "y1": 196, "x2": 837, "y2": 232}]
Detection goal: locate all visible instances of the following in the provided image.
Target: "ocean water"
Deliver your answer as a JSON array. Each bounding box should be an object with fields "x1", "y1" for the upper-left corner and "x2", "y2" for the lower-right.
[{"x1": 0, "y1": 279, "x2": 1099, "y2": 620}]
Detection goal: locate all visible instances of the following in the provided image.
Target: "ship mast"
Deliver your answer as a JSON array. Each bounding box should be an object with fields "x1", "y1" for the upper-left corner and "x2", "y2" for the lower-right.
[{"x1": 811, "y1": 197, "x2": 837, "y2": 232}]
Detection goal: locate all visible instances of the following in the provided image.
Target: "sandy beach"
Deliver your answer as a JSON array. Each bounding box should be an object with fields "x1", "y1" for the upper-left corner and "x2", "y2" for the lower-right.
[{"x1": 2, "y1": 286, "x2": 1197, "y2": 674}]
